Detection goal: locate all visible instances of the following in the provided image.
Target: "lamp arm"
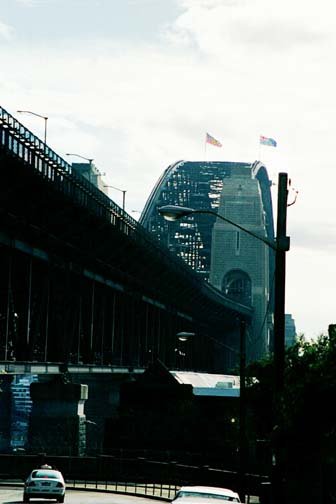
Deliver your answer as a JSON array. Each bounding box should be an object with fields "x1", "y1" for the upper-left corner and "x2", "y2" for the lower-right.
[
  {"x1": 191, "y1": 209, "x2": 277, "y2": 250},
  {"x1": 18, "y1": 110, "x2": 47, "y2": 120}
]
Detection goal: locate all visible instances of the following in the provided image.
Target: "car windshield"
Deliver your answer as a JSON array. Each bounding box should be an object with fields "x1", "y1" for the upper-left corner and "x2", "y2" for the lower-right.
[
  {"x1": 176, "y1": 492, "x2": 239, "y2": 502},
  {"x1": 31, "y1": 471, "x2": 60, "y2": 479}
]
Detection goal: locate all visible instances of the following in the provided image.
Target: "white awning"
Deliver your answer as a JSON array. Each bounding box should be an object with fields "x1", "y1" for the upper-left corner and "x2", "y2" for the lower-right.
[{"x1": 170, "y1": 371, "x2": 240, "y2": 397}]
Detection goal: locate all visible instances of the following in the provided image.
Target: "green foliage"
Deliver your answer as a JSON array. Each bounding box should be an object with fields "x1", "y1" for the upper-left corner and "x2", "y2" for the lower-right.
[
  {"x1": 283, "y1": 333, "x2": 336, "y2": 446},
  {"x1": 246, "y1": 332, "x2": 336, "y2": 439},
  {"x1": 246, "y1": 331, "x2": 336, "y2": 498}
]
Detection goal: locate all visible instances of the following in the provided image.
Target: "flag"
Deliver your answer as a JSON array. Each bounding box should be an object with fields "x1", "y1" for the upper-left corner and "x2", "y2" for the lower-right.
[
  {"x1": 260, "y1": 135, "x2": 277, "y2": 147},
  {"x1": 206, "y1": 132, "x2": 222, "y2": 148}
]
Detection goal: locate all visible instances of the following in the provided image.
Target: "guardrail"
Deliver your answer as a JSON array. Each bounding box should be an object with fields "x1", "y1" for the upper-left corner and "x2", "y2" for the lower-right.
[
  {"x1": 0, "y1": 453, "x2": 268, "y2": 499},
  {"x1": 68, "y1": 480, "x2": 179, "y2": 499},
  {"x1": 1, "y1": 478, "x2": 178, "y2": 500}
]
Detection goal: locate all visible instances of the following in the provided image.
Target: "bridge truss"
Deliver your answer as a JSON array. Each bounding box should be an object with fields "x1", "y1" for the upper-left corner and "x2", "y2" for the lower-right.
[{"x1": 0, "y1": 105, "x2": 252, "y2": 373}]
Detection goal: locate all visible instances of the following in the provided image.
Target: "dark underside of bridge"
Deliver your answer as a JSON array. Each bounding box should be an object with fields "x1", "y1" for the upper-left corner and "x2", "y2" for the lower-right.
[{"x1": 0, "y1": 143, "x2": 252, "y2": 372}]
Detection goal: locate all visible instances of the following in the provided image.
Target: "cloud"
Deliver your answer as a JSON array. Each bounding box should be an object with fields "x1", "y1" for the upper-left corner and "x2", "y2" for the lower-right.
[
  {"x1": 0, "y1": 21, "x2": 14, "y2": 41},
  {"x1": 168, "y1": 0, "x2": 336, "y2": 56},
  {"x1": 1, "y1": 0, "x2": 336, "y2": 340},
  {"x1": 15, "y1": 0, "x2": 49, "y2": 5},
  {"x1": 290, "y1": 223, "x2": 336, "y2": 252}
]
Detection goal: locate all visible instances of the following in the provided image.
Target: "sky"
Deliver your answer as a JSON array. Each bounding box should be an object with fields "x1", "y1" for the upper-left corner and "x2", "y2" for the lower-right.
[{"x1": 1, "y1": 0, "x2": 335, "y2": 341}]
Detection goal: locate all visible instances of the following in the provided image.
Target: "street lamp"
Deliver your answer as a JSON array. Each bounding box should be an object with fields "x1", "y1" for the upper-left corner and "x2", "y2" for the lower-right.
[
  {"x1": 17, "y1": 110, "x2": 48, "y2": 144},
  {"x1": 158, "y1": 205, "x2": 278, "y2": 250},
  {"x1": 65, "y1": 153, "x2": 94, "y2": 165},
  {"x1": 104, "y1": 184, "x2": 127, "y2": 212},
  {"x1": 175, "y1": 332, "x2": 195, "y2": 369},
  {"x1": 159, "y1": 172, "x2": 290, "y2": 503},
  {"x1": 177, "y1": 331, "x2": 195, "y2": 342}
]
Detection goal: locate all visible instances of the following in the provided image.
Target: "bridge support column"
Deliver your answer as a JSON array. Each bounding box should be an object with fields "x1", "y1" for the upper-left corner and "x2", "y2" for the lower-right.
[
  {"x1": 74, "y1": 373, "x2": 133, "y2": 455},
  {"x1": 28, "y1": 376, "x2": 88, "y2": 456}
]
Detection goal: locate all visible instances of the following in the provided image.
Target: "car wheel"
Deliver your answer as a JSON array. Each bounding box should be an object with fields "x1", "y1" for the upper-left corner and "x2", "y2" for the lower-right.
[
  {"x1": 23, "y1": 493, "x2": 29, "y2": 502},
  {"x1": 57, "y1": 496, "x2": 64, "y2": 503}
]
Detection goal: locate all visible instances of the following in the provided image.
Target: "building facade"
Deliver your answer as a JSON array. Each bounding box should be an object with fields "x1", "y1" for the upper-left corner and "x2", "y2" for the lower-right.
[
  {"x1": 285, "y1": 314, "x2": 297, "y2": 347},
  {"x1": 11, "y1": 374, "x2": 38, "y2": 450},
  {"x1": 71, "y1": 162, "x2": 108, "y2": 194}
]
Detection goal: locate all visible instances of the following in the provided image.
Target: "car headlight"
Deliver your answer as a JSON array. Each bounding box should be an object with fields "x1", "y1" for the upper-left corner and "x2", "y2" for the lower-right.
[
  {"x1": 28, "y1": 482, "x2": 36, "y2": 487},
  {"x1": 56, "y1": 482, "x2": 64, "y2": 488}
]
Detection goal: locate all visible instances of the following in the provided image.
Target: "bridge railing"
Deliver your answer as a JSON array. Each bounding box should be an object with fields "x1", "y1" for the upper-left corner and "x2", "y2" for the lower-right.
[
  {"x1": 0, "y1": 105, "x2": 198, "y2": 280},
  {"x1": 0, "y1": 105, "x2": 138, "y2": 231},
  {"x1": 0, "y1": 104, "x2": 251, "y2": 318},
  {"x1": 0, "y1": 453, "x2": 267, "y2": 499}
]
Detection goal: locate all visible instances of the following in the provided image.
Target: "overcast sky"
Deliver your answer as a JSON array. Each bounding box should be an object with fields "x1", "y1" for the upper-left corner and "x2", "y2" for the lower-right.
[{"x1": 1, "y1": 0, "x2": 335, "y2": 341}]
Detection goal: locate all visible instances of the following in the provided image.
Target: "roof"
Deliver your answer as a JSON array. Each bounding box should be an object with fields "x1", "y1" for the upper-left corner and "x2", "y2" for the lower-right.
[
  {"x1": 178, "y1": 486, "x2": 239, "y2": 498},
  {"x1": 170, "y1": 371, "x2": 240, "y2": 397}
]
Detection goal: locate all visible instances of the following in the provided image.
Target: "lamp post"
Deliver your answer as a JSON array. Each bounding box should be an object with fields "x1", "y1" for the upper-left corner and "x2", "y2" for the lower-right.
[
  {"x1": 159, "y1": 172, "x2": 290, "y2": 502},
  {"x1": 17, "y1": 110, "x2": 48, "y2": 144},
  {"x1": 176, "y1": 332, "x2": 195, "y2": 369},
  {"x1": 104, "y1": 184, "x2": 127, "y2": 212},
  {"x1": 176, "y1": 331, "x2": 195, "y2": 342},
  {"x1": 65, "y1": 153, "x2": 94, "y2": 165},
  {"x1": 239, "y1": 318, "x2": 247, "y2": 502}
]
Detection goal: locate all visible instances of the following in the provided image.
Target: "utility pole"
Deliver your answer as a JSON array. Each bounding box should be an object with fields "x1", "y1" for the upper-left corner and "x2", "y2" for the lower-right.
[
  {"x1": 158, "y1": 181, "x2": 290, "y2": 502},
  {"x1": 272, "y1": 172, "x2": 290, "y2": 504},
  {"x1": 239, "y1": 319, "x2": 247, "y2": 503}
]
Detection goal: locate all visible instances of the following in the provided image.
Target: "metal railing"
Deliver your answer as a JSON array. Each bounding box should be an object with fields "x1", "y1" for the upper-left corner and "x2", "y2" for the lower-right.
[
  {"x1": 0, "y1": 453, "x2": 268, "y2": 499},
  {"x1": 0, "y1": 105, "x2": 138, "y2": 234},
  {"x1": 0, "y1": 104, "x2": 252, "y2": 320},
  {"x1": 0, "y1": 105, "x2": 203, "y2": 284},
  {"x1": 67, "y1": 479, "x2": 179, "y2": 499}
]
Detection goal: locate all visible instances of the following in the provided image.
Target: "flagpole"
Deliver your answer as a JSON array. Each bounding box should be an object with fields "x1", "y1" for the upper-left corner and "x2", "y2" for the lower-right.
[{"x1": 258, "y1": 134, "x2": 261, "y2": 160}]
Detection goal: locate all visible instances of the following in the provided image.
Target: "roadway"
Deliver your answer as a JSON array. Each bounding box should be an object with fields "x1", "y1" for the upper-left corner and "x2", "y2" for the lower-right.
[
  {"x1": 0, "y1": 486, "x2": 165, "y2": 503},
  {"x1": 0, "y1": 487, "x2": 260, "y2": 503}
]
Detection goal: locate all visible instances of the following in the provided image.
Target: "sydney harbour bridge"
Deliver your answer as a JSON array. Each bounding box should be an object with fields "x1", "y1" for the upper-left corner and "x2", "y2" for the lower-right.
[
  {"x1": 0, "y1": 105, "x2": 277, "y2": 500},
  {"x1": 0, "y1": 104, "x2": 258, "y2": 373}
]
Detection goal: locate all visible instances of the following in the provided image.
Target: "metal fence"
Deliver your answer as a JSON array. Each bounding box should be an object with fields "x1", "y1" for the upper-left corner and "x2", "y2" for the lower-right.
[
  {"x1": 0, "y1": 453, "x2": 267, "y2": 500},
  {"x1": 67, "y1": 479, "x2": 179, "y2": 499},
  {"x1": 0, "y1": 104, "x2": 252, "y2": 320},
  {"x1": 0, "y1": 104, "x2": 196, "y2": 279}
]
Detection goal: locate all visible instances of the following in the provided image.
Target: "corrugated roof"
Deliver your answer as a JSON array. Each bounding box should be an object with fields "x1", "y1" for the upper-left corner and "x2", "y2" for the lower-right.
[{"x1": 170, "y1": 371, "x2": 240, "y2": 397}]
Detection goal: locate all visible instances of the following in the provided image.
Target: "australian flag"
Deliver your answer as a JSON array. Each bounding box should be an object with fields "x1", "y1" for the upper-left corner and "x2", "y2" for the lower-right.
[{"x1": 260, "y1": 135, "x2": 277, "y2": 147}]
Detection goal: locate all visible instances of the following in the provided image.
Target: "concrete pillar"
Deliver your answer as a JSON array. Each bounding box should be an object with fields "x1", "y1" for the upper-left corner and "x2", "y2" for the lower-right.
[
  {"x1": 209, "y1": 166, "x2": 270, "y2": 360},
  {"x1": 74, "y1": 373, "x2": 134, "y2": 455},
  {"x1": 28, "y1": 375, "x2": 88, "y2": 456}
]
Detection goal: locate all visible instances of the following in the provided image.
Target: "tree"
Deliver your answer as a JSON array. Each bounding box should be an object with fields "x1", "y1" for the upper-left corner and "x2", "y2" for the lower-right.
[{"x1": 246, "y1": 329, "x2": 336, "y2": 502}]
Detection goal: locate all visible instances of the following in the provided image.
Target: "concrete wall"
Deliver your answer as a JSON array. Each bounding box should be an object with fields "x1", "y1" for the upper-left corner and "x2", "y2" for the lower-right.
[{"x1": 28, "y1": 376, "x2": 88, "y2": 456}]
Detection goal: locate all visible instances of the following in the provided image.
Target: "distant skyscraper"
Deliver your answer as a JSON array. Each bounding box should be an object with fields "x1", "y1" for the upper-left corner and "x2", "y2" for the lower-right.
[
  {"x1": 140, "y1": 160, "x2": 275, "y2": 359},
  {"x1": 285, "y1": 314, "x2": 297, "y2": 347},
  {"x1": 11, "y1": 375, "x2": 38, "y2": 450}
]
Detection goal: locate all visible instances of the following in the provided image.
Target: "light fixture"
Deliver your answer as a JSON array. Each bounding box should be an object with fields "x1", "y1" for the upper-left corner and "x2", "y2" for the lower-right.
[{"x1": 177, "y1": 331, "x2": 195, "y2": 342}]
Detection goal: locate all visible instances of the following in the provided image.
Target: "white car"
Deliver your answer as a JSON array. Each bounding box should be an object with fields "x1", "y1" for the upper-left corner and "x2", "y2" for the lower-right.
[
  {"x1": 173, "y1": 486, "x2": 241, "y2": 503},
  {"x1": 23, "y1": 468, "x2": 66, "y2": 502}
]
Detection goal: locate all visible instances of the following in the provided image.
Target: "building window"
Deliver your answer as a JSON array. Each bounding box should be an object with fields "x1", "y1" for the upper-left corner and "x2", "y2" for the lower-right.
[{"x1": 236, "y1": 231, "x2": 240, "y2": 254}]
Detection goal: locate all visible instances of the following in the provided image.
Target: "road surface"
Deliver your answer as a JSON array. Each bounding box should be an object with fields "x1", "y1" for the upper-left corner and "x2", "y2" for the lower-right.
[{"x1": 0, "y1": 486, "x2": 165, "y2": 503}]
